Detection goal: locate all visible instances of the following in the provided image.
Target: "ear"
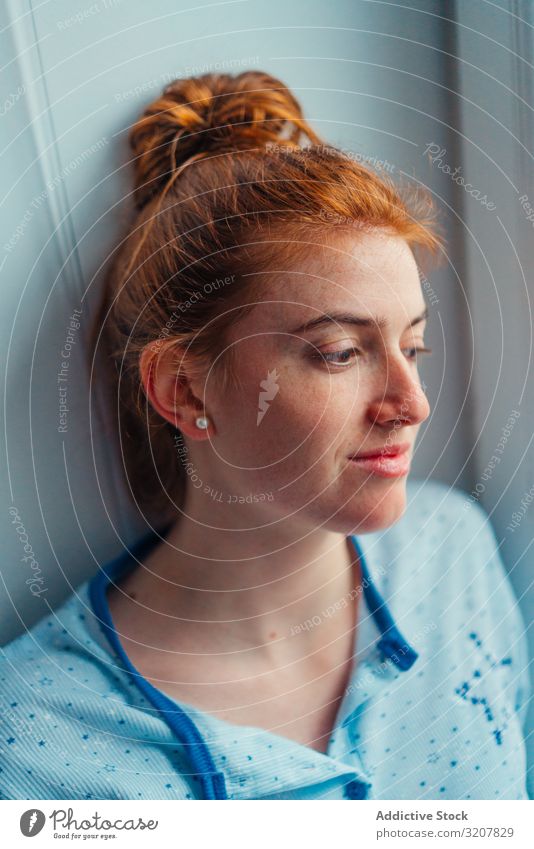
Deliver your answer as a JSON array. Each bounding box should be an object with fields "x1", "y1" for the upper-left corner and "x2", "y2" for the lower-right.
[{"x1": 139, "y1": 339, "x2": 213, "y2": 440}]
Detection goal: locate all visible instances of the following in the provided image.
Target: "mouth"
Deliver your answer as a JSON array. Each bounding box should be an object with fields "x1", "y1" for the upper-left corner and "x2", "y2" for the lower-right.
[{"x1": 347, "y1": 442, "x2": 412, "y2": 478}]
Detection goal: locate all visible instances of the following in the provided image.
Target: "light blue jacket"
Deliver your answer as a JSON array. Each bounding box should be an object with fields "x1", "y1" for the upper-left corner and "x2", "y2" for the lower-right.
[{"x1": 0, "y1": 480, "x2": 530, "y2": 799}]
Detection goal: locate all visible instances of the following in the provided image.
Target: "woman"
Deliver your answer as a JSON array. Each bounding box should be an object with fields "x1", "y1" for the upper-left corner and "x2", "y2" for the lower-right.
[{"x1": 1, "y1": 71, "x2": 529, "y2": 801}]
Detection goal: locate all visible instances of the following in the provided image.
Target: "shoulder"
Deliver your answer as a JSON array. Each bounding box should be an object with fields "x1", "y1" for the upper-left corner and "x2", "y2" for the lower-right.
[
  {"x1": 0, "y1": 584, "x2": 196, "y2": 800},
  {"x1": 366, "y1": 477, "x2": 496, "y2": 578},
  {"x1": 364, "y1": 478, "x2": 483, "y2": 559},
  {"x1": 401, "y1": 478, "x2": 517, "y2": 588},
  {"x1": 392, "y1": 479, "x2": 530, "y2": 731},
  {"x1": 396, "y1": 477, "x2": 510, "y2": 569},
  {"x1": 397, "y1": 479, "x2": 525, "y2": 631},
  {"x1": 0, "y1": 582, "x2": 118, "y2": 698},
  {"x1": 366, "y1": 478, "x2": 529, "y2": 682},
  {"x1": 405, "y1": 476, "x2": 478, "y2": 527}
]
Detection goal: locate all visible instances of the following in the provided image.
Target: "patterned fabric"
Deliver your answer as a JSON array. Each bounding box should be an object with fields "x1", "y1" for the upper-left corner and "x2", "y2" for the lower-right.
[{"x1": 0, "y1": 479, "x2": 530, "y2": 800}]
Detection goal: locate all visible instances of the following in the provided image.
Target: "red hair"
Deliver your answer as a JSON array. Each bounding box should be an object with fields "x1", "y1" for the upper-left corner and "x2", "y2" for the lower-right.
[{"x1": 91, "y1": 70, "x2": 445, "y2": 523}]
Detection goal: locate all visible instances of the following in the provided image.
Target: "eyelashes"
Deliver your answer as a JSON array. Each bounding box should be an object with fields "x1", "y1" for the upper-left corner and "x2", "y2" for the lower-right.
[
  {"x1": 312, "y1": 346, "x2": 360, "y2": 366},
  {"x1": 405, "y1": 346, "x2": 433, "y2": 361},
  {"x1": 311, "y1": 346, "x2": 433, "y2": 367}
]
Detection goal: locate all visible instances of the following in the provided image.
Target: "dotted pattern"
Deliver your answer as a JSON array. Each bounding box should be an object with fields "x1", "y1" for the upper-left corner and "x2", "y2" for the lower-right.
[{"x1": 0, "y1": 480, "x2": 530, "y2": 800}]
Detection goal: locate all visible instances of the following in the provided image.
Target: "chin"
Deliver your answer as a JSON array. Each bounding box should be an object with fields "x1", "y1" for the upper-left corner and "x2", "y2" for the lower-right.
[{"x1": 334, "y1": 479, "x2": 409, "y2": 535}]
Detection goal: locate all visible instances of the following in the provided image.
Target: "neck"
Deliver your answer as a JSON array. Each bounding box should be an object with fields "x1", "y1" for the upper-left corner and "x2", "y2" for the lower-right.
[{"x1": 129, "y1": 489, "x2": 362, "y2": 660}]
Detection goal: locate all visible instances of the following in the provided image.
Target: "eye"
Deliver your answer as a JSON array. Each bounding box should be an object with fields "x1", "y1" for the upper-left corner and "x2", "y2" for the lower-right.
[
  {"x1": 310, "y1": 344, "x2": 433, "y2": 368},
  {"x1": 403, "y1": 346, "x2": 433, "y2": 362},
  {"x1": 311, "y1": 346, "x2": 361, "y2": 367}
]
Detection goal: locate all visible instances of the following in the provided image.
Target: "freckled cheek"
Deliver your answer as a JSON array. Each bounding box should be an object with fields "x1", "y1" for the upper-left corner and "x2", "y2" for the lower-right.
[
  {"x1": 276, "y1": 374, "x2": 367, "y2": 438},
  {"x1": 257, "y1": 390, "x2": 359, "y2": 467},
  {"x1": 215, "y1": 357, "x2": 365, "y2": 459}
]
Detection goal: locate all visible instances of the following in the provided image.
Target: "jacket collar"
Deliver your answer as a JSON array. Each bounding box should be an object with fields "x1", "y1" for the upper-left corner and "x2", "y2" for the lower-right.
[{"x1": 88, "y1": 525, "x2": 418, "y2": 799}]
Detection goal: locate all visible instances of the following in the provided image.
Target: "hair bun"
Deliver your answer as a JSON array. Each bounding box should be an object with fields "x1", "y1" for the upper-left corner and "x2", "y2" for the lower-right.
[{"x1": 129, "y1": 70, "x2": 321, "y2": 210}]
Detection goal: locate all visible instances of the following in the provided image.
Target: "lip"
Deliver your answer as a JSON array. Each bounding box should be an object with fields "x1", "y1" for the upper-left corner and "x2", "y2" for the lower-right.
[
  {"x1": 348, "y1": 442, "x2": 411, "y2": 460},
  {"x1": 348, "y1": 442, "x2": 412, "y2": 478}
]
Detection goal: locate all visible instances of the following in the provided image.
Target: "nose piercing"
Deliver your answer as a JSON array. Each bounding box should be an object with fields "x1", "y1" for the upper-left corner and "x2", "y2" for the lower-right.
[{"x1": 195, "y1": 416, "x2": 210, "y2": 429}]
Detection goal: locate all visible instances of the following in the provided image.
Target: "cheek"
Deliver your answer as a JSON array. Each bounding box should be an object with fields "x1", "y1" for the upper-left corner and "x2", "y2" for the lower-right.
[
  {"x1": 270, "y1": 368, "x2": 365, "y2": 445},
  {"x1": 209, "y1": 338, "x2": 366, "y2": 465},
  {"x1": 223, "y1": 369, "x2": 364, "y2": 474}
]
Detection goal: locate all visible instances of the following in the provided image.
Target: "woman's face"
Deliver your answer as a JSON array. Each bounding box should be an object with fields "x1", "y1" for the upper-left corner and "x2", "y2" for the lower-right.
[{"x1": 197, "y1": 229, "x2": 431, "y2": 534}]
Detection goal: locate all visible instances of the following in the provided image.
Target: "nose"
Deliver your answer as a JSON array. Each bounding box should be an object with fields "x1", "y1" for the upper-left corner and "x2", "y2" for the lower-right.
[{"x1": 366, "y1": 354, "x2": 430, "y2": 428}]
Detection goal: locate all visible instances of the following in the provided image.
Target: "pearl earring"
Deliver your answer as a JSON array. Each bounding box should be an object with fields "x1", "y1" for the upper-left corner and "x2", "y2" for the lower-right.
[{"x1": 195, "y1": 416, "x2": 210, "y2": 430}]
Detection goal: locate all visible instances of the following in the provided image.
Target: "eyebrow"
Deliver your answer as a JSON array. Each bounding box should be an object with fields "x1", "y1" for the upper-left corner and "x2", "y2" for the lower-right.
[{"x1": 289, "y1": 305, "x2": 429, "y2": 335}]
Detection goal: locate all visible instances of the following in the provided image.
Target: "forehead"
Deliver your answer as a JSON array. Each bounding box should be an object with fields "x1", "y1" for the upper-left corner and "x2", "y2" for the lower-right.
[{"x1": 237, "y1": 230, "x2": 425, "y2": 334}]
